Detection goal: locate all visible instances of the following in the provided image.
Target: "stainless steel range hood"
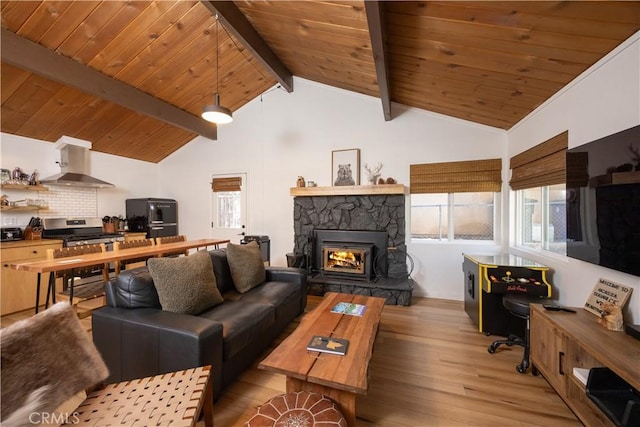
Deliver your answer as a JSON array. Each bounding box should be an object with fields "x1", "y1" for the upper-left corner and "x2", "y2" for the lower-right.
[{"x1": 40, "y1": 136, "x2": 114, "y2": 188}]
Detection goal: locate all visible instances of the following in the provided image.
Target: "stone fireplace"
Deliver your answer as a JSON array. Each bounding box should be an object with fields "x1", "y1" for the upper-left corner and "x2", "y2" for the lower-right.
[{"x1": 292, "y1": 186, "x2": 413, "y2": 305}]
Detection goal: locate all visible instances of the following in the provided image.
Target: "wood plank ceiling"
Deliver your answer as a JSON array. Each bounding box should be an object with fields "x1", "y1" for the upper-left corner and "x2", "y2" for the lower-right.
[{"x1": 1, "y1": 1, "x2": 639, "y2": 163}]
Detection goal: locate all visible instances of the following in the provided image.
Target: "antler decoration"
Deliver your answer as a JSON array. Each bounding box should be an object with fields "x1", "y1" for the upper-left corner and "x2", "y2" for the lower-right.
[{"x1": 364, "y1": 162, "x2": 383, "y2": 184}]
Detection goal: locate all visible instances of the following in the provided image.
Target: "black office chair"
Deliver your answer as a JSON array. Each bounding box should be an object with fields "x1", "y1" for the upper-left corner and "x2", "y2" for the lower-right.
[{"x1": 488, "y1": 293, "x2": 547, "y2": 374}]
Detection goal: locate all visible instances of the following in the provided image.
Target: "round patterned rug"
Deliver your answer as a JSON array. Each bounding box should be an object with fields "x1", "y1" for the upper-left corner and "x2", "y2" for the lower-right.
[{"x1": 245, "y1": 391, "x2": 347, "y2": 427}]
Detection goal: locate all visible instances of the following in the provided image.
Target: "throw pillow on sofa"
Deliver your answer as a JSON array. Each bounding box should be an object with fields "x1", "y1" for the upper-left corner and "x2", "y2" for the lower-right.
[
  {"x1": 147, "y1": 250, "x2": 224, "y2": 315},
  {"x1": 226, "y1": 241, "x2": 266, "y2": 293}
]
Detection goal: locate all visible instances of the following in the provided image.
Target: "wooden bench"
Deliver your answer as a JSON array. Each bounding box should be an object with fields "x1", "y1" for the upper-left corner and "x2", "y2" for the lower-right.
[
  {"x1": 70, "y1": 366, "x2": 213, "y2": 426},
  {"x1": 114, "y1": 238, "x2": 155, "y2": 274},
  {"x1": 47, "y1": 244, "x2": 109, "y2": 309}
]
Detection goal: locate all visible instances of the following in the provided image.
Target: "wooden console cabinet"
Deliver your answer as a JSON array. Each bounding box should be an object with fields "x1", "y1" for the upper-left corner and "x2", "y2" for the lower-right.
[{"x1": 530, "y1": 304, "x2": 640, "y2": 426}]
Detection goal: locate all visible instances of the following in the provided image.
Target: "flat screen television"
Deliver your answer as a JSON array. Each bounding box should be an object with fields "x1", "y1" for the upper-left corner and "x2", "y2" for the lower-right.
[{"x1": 565, "y1": 124, "x2": 640, "y2": 277}]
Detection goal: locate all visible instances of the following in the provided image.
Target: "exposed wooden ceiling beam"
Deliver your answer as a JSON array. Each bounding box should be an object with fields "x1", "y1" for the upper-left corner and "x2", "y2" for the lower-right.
[
  {"x1": 201, "y1": 0, "x2": 293, "y2": 93},
  {"x1": 0, "y1": 28, "x2": 217, "y2": 141},
  {"x1": 365, "y1": 1, "x2": 392, "y2": 121}
]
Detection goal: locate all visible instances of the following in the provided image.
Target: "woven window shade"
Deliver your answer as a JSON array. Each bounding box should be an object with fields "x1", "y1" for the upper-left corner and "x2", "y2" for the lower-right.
[
  {"x1": 510, "y1": 131, "x2": 568, "y2": 191},
  {"x1": 211, "y1": 177, "x2": 242, "y2": 192},
  {"x1": 410, "y1": 158, "x2": 502, "y2": 194}
]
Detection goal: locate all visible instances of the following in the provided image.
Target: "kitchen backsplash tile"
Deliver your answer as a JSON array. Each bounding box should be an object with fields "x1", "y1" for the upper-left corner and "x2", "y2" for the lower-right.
[{"x1": 41, "y1": 187, "x2": 97, "y2": 218}]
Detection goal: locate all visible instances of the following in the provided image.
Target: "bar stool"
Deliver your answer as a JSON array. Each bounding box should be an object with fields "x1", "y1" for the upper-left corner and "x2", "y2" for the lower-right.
[{"x1": 487, "y1": 293, "x2": 547, "y2": 374}]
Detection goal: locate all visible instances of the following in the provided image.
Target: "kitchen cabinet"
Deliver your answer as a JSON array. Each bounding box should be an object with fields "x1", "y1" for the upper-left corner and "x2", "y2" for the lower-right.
[
  {"x1": 1, "y1": 239, "x2": 62, "y2": 315},
  {"x1": 530, "y1": 304, "x2": 639, "y2": 426}
]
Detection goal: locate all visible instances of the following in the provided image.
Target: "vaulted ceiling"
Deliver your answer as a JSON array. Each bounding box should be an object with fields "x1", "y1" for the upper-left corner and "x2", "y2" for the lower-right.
[{"x1": 2, "y1": 1, "x2": 639, "y2": 163}]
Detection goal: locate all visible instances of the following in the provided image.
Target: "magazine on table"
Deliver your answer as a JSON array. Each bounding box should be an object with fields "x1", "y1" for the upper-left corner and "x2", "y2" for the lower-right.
[
  {"x1": 306, "y1": 335, "x2": 349, "y2": 356},
  {"x1": 331, "y1": 301, "x2": 367, "y2": 317}
]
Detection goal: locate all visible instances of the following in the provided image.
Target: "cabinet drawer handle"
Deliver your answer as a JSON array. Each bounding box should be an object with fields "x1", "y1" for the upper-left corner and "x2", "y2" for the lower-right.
[
  {"x1": 558, "y1": 351, "x2": 565, "y2": 375},
  {"x1": 33, "y1": 250, "x2": 38, "y2": 254}
]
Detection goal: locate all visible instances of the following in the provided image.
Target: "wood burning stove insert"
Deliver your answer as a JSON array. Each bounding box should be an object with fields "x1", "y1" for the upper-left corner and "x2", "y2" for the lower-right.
[
  {"x1": 313, "y1": 230, "x2": 388, "y2": 280},
  {"x1": 322, "y1": 244, "x2": 373, "y2": 277}
]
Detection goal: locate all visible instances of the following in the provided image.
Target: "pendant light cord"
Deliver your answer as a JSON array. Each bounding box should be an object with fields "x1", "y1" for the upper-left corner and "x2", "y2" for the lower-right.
[{"x1": 215, "y1": 14, "x2": 219, "y2": 94}]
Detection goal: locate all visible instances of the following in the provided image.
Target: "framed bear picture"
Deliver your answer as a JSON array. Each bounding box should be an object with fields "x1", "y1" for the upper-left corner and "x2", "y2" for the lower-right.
[{"x1": 332, "y1": 149, "x2": 360, "y2": 186}]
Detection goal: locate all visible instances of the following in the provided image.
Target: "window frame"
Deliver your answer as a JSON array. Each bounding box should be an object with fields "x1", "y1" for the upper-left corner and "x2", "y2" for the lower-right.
[
  {"x1": 513, "y1": 184, "x2": 567, "y2": 258},
  {"x1": 410, "y1": 191, "x2": 499, "y2": 243}
]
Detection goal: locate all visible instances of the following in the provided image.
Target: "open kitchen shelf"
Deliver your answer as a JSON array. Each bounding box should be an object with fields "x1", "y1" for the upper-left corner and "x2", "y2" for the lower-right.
[
  {"x1": 0, "y1": 205, "x2": 49, "y2": 212},
  {"x1": 290, "y1": 184, "x2": 406, "y2": 196},
  {"x1": 0, "y1": 184, "x2": 49, "y2": 191},
  {"x1": 1, "y1": 184, "x2": 49, "y2": 211}
]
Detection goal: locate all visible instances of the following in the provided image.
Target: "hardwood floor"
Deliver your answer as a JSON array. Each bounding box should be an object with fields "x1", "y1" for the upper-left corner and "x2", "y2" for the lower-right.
[
  {"x1": 210, "y1": 296, "x2": 581, "y2": 426},
  {"x1": 1, "y1": 295, "x2": 581, "y2": 426}
]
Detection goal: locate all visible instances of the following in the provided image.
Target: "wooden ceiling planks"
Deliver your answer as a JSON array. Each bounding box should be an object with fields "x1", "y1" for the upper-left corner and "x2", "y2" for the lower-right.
[
  {"x1": 41, "y1": 96, "x2": 108, "y2": 143},
  {"x1": 1, "y1": 1, "x2": 639, "y2": 161},
  {"x1": 236, "y1": 0, "x2": 378, "y2": 98},
  {"x1": 0, "y1": 63, "x2": 31, "y2": 104},
  {"x1": 1, "y1": 1, "x2": 214, "y2": 162},
  {"x1": 86, "y1": 1, "x2": 192, "y2": 77},
  {"x1": 10, "y1": 1, "x2": 74, "y2": 41},
  {"x1": 13, "y1": 86, "x2": 90, "y2": 139},
  {"x1": 385, "y1": 1, "x2": 640, "y2": 129},
  {"x1": 63, "y1": 2, "x2": 152, "y2": 65},
  {"x1": 1, "y1": 72, "x2": 63, "y2": 136}
]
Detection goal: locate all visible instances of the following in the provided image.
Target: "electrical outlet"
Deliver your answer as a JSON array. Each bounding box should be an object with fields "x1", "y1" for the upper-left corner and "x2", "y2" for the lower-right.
[{"x1": 2, "y1": 216, "x2": 17, "y2": 226}]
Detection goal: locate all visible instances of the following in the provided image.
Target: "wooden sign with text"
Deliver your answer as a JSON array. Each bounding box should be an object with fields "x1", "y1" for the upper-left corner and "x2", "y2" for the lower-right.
[{"x1": 584, "y1": 278, "x2": 632, "y2": 316}]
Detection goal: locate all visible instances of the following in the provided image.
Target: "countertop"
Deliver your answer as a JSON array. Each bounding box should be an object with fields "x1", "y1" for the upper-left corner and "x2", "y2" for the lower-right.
[{"x1": 0, "y1": 239, "x2": 63, "y2": 249}]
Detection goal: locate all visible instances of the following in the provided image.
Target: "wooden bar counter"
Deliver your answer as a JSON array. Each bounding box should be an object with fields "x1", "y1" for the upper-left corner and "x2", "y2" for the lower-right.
[{"x1": 9, "y1": 238, "x2": 229, "y2": 313}]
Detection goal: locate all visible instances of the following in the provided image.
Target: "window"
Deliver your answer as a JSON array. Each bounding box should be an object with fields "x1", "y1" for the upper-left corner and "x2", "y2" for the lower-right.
[
  {"x1": 411, "y1": 192, "x2": 495, "y2": 241},
  {"x1": 210, "y1": 174, "x2": 247, "y2": 242},
  {"x1": 515, "y1": 184, "x2": 566, "y2": 254},
  {"x1": 510, "y1": 131, "x2": 568, "y2": 256},
  {"x1": 216, "y1": 191, "x2": 241, "y2": 228},
  {"x1": 410, "y1": 158, "x2": 501, "y2": 241}
]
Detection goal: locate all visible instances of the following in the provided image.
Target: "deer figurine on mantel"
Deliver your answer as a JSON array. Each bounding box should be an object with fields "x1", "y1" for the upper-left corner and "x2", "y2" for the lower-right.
[{"x1": 364, "y1": 162, "x2": 383, "y2": 185}]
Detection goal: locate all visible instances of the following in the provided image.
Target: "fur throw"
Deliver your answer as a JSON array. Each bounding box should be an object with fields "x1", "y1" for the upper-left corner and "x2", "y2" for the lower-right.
[{"x1": 1, "y1": 303, "x2": 108, "y2": 425}]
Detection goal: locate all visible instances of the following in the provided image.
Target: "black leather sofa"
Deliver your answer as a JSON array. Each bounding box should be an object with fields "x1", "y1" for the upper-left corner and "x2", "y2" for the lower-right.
[{"x1": 92, "y1": 249, "x2": 307, "y2": 400}]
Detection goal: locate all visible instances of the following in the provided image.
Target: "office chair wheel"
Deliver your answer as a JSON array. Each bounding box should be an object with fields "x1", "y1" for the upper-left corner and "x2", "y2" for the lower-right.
[
  {"x1": 516, "y1": 359, "x2": 530, "y2": 374},
  {"x1": 487, "y1": 344, "x2": 498, "y2": 354}
]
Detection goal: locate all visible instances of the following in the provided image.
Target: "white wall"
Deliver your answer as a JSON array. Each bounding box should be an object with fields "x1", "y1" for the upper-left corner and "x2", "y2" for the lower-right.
[
  {"x1": 508, "y1": 32, "x2": 640, "y2": 323},
  {"x1": 158, "y1": 77, "x2": 507, "y2": 301},
  {"x1": 0, "y1": 132, "x2": 158, "y2": 224}
]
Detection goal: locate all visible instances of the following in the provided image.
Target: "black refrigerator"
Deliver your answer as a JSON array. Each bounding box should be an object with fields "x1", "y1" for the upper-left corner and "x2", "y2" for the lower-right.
[{"x1": 126, "y1": 198, "x2": 178, "y2": 238}]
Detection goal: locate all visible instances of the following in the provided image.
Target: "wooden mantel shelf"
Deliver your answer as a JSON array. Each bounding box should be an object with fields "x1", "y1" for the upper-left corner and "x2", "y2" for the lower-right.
[{"x1": 290, "y1": 184, "x2": 407, "y2": 196}]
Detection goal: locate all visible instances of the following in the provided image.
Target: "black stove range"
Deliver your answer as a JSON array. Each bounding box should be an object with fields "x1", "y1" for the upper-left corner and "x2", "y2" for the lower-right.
[{"x1": 42, "y1": 217, "x2": 125, "y2": 248}]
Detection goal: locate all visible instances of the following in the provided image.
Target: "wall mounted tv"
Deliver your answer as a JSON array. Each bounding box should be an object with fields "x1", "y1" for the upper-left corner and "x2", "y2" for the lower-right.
[{"x1": 565, "y1": 124, "x2": 640, "y2": 277}]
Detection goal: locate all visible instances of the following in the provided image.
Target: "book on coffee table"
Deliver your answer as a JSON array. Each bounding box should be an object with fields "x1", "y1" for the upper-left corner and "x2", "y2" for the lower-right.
[
  {"x1": 331, "y1": 302, "x2": 367, "y2": 317},
  {"x1": 307, "y1": 335, "x2": 349, "y2": 356}
]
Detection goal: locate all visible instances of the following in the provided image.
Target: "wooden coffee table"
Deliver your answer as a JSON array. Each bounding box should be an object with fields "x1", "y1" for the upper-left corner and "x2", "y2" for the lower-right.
[{"x1": 259, "y1": 292, "x2": 385, "y2": 426}]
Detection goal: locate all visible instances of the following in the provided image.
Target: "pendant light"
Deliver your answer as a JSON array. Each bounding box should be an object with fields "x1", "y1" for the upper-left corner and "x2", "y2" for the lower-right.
[{"x1": 202, "y1": 14, "x2": 233, "y2": 124}]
